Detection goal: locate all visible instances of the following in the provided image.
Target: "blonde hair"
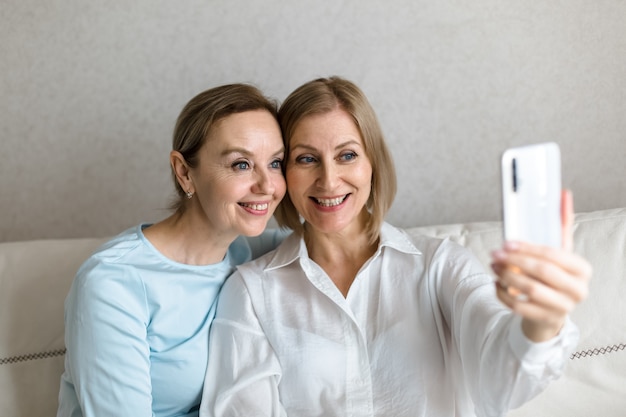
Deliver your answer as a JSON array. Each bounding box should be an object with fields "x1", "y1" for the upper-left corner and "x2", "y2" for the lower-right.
[
  {"x1": 275, "y1": 76, "x2": 396, "y2": 244},
  {"x1": 170, "y1": 84, "x2": 278, "y2": 212}
]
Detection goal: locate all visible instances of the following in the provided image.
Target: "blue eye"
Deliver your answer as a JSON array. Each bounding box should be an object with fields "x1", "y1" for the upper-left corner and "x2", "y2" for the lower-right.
[
  {"x1": 233, "y1": 161, "x2": 250, "y2": 170},
  {"x1": 340, "y1": 152, "x2": 357, "y2": 161},
  {"x1": 296, "y1": 155, "x2": 317, "y2": 164},
  {"x1": 270, "y1": 159, "x2": 283, "y2": 169}
]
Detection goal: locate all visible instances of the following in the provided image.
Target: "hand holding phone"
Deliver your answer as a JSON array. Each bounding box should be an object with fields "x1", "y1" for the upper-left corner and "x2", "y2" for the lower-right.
[
  {"x1": 495, "y1": 144, "x2": 592, "y2": 343},
  {"x1": 501, "y1": 142, "x2": 562, "y2": 248}
]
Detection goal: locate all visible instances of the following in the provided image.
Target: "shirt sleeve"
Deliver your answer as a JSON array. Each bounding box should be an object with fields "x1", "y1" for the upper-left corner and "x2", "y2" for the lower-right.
[
  {"x1": 432, "y1": 240, "x2": 579, "y2": 416},
  {"x1": 60, "y1": 258, "x2": 154, "y2": 417},
  {"x1": 199, "y1": 270, "x2": 287, "y2": 417}
]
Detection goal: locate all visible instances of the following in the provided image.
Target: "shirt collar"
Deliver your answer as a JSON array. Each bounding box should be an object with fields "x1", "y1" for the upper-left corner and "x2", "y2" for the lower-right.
[
  {"x1": 378, "y1": 222, "x2": 422, "y2": 256},
  {"x1": 264, "y1": 222, "x2": 421, "y2": 272}
]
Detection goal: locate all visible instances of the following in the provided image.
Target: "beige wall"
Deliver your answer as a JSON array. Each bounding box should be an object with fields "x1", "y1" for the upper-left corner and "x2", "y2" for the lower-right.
[{"x1": 2, "y1": 0, "x2": 625, "y2": 241}]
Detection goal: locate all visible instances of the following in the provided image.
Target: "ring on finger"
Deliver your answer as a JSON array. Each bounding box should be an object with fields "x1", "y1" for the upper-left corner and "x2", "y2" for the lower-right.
[{"x1": 498, "y1": 280, "x2": 529, "y2": 302}]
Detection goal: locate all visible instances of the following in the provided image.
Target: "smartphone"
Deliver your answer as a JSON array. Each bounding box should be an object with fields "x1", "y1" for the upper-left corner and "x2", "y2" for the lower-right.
[{"x1": 501, "y1": 142, "x2": 562, "y2": 248}]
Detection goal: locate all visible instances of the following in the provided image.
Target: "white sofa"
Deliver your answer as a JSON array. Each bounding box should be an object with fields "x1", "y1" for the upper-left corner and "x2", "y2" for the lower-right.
[{"x1": 1, "y1": 208, "x2": 625, "y2": 416}]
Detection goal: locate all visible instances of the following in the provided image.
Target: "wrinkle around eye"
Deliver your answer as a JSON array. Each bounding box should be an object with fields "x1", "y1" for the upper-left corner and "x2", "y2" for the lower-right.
[
  {"x1": 231, "y1": 160, "x2": 251, "y2": 171},
  {"x1": 270, "y1": 159, "x2": 283, "y2": 169},
  {"x1": 337, "y1": 151, "x2": 358, "y2": 162},
  {"x1": 295, "y1": 155, "x2": 317, "y2": 164}
]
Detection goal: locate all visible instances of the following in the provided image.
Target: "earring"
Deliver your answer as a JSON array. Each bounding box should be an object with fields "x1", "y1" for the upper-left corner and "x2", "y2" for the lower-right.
[{"x1": 186, "y1": 191, "x2": 194, "y2": 199}]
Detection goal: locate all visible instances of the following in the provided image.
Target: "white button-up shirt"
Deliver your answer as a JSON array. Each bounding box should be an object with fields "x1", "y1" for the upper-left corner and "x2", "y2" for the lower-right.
[{"x1": 200, "y1": 223, "x2": 578, "y2": 417}]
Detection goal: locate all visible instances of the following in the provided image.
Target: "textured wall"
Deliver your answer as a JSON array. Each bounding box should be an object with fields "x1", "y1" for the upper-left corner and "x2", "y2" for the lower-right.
[{"x1": 1, "y1": 0, "x2": 625, "y2": 241}]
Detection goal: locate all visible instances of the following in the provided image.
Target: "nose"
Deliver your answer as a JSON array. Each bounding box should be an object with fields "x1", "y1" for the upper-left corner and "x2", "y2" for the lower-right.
[
  {"x1": 252, "y1": 167, "x2": 276, "y2": 195},
  {"x1": 317, "y1": 162, "x2": 339, "y2": 190}
]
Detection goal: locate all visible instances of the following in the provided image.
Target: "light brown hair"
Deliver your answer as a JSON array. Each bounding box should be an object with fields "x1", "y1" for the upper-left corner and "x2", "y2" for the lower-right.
[
  {"x1": 275, "y1": 76, "x2": 396, "y2": 243},
  {"x1": 170, "y1": 84, "x2": 278, "y2": 212}
]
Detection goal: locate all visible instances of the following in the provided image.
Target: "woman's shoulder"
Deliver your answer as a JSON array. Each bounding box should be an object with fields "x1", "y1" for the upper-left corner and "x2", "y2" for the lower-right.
[
  {"x1": 384, "y1": 223, "x2": 484, "y2": 270},
  {"x1": 236, "y1": 232, "x2": 300, "y2": 275},
  {"x1": 84, "y1": 225, "x2": 148, "y2": 265},
  {"x1": 382, "y1": 222, "x2": 450, "y2": 255},
  {"x1": 238, "y1": 228, "x2": 293, "y2": 260},
  {"x1": 72, "y1": 225, "x2": 152, "y2": 287}
]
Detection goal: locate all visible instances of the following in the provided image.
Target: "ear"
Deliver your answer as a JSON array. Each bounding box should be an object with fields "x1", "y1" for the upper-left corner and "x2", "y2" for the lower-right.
[{"x1": 170, "y1": 151, "x2": 194, "y2": 194}]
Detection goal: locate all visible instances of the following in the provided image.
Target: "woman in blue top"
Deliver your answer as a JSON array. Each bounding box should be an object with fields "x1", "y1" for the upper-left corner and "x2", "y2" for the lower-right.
[{"x1": 57, "y1": 84, "x2": 288, "y2": 417}]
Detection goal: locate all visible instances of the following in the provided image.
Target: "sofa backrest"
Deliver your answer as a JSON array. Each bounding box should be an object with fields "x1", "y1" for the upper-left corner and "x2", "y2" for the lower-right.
[
  {"x1": 1, "y1": 208, "x2": 625, "y2": 416},
  {"x1": 407, "y1": 207, "x2": 626, "y2": 416},
  {"x1": 0, "y1": 237, "x2": 108, "y2": 416}
]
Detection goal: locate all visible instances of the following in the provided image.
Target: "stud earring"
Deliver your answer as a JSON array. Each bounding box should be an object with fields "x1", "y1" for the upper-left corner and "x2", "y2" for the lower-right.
[{"x1": 186, "y1": 191, "x2": 194, "y2": 199}]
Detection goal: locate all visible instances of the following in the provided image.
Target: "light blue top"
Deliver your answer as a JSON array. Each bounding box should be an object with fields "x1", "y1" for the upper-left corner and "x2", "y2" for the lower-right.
[{"x1": 57, "y1": 224, "x2": 287, "y2": 417}]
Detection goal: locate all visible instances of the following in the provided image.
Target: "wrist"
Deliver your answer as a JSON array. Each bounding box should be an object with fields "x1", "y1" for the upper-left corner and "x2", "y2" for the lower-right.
[{"x1": 521, "y1": 318, "x2": 565, "y2": 343}]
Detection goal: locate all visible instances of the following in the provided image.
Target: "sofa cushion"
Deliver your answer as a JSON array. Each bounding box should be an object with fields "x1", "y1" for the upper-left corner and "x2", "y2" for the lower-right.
[
  {"x1": 1, "y1": 208, "x2": 625, "y2": 416},
  {"x1": 407, "y1": 207, "x2": 626, "y2": 416},
  {"x1": 0, "y1": 237, "x2": 107, "y2": 416}
]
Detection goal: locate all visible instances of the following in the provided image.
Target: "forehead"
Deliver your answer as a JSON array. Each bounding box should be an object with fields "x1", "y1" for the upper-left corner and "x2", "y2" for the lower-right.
[
  {"x1": 211, "y1": 110, "x2": 277, "y2": 137},
  {"x1": 290, "y1": 108, "x2": 363, "y2": 148},
  {"x1": 200, "y1": 110, "x2": 282, "y2": 155}
]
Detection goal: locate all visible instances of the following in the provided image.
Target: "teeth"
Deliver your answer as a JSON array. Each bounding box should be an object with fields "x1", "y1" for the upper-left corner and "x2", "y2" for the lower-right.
[
  {"x1": 241, "y1": 203, "x2": 269, "y2": 211},
  {"x1": 315, "y1": 196, "x2": 346, "y2": 207}
]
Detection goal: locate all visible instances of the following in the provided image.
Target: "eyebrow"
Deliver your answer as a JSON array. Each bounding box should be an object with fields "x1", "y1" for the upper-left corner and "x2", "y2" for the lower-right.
[
  {"x1": 290, "y1": 140, "x2": 362, "y2": 152},
  {"x1": 220, "y1": 147, "x2": 285, "y2": 157}
]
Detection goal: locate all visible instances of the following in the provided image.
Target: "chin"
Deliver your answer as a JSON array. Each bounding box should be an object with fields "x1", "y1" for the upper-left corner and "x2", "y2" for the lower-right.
[{"x1": 238, "y1": 222, "x2": 268, "y2": 237}]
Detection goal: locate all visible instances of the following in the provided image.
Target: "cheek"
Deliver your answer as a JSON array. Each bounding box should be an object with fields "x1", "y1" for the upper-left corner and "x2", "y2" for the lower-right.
[
  {"x1": 285, "y1": 174, "x2": 307, "y2": 209},
  {"x1": 275, "y1": 175, "x2": 287, "y2": 199},
  {"x1": 355, "y1": 164, "x2": 373, "y2": 187},
  {"x1": 285, "y1": 170, "x2": 304, "y2": 193},
  {"x1": 356, "y1": 165, "x2": 374, "y2": 204}
]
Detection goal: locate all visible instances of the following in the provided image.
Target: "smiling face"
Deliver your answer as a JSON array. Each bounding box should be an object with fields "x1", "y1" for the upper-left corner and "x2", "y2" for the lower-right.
[
  {"x1": 187, "y1": 110, "x2": 286, "y2": 239},
  {"x1": 286, "y1": 108, "x2": 373, "y2": 236}
]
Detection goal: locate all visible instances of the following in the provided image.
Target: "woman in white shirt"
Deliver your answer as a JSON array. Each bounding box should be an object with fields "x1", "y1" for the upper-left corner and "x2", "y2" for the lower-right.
[{"x1": 199, "y1": 76, "x2": 592, "y2": 417}]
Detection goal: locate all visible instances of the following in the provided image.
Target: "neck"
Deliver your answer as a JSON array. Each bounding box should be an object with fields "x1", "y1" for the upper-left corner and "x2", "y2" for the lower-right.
[
  {"x1": 143, "y1": 210, "x2": 235, "y2": 266},
  {"x1": 304, "y1": 227, "x2": 375, "y2": 264},
  {"x1": 303, "y1": 213, "x2": 379, "y2": 297}
]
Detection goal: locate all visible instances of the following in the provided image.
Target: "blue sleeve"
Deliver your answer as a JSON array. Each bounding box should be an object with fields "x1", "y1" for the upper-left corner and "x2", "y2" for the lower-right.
[
  {"x1": 60, "y1": 258, "x2": 154, "y2": 417},
  {"x1": 244, "y1": 228, "x2": 292, "y2": 259}
]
